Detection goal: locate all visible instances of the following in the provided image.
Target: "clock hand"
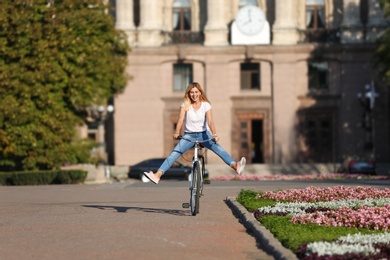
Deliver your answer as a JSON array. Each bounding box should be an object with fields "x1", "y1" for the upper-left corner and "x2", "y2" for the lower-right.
[{"x1": 240, "y1": 20, "x2": 251, "y2": 26}]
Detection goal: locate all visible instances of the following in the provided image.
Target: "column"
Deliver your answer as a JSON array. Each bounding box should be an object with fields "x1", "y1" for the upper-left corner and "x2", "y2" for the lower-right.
[
  {"x1": 115, "y1": 0, "x2": 136, "y2": 46},
  {"x1": 272, "y1": 61, "x2": 299, "y2": 163},
  {"x1": 341, "y1": 0, "x2": 363, "y2": 43},
  {"x1": 138, "y1": 0, "x2": 163, "y2": 46},
  {"x1": 204, "y1": 0, "x2": 229, "y2": 46},
  {"x1": 272, "y1": 0, "x2": 299, "y2": 45},
  {"x1": 366, "y1": 0, "x2": 387, "y2": 42}
]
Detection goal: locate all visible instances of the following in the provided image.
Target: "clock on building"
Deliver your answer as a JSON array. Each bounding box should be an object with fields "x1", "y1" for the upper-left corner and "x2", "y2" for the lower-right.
[
  {"x1": 231, "y1": 5, "x2": 270, "y2": 45},
  {"x1": 235, "y1": 5, "x2": 266, "y2": 35}
]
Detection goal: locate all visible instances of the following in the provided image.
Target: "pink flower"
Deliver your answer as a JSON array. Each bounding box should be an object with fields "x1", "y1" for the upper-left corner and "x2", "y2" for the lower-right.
[
  {"x1": 260, "y1": 186, "x2": 390, "y2": 203},
  {"x1": 291, "y1": 205, "x2": 390, "y2": 230}
]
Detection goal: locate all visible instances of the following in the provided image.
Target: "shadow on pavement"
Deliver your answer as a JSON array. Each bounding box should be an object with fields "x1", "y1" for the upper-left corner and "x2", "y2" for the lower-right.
[{"x1": 82, "y1": 205, "x2": 190, "y2": 216}]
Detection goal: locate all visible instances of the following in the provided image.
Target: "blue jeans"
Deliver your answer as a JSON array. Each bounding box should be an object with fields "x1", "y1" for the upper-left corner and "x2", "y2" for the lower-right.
[{"x1": 158, "y1": 131, "x2": 235, "y2": 174}]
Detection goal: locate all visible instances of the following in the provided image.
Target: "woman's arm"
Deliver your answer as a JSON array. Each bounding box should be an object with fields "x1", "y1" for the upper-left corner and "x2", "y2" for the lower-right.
[
  {"x1": 173, "y1": 106, "x2": 186, "y2": 139},
  {"x1": 206, "y1": 109, "x2": 220, "y2": 142}
]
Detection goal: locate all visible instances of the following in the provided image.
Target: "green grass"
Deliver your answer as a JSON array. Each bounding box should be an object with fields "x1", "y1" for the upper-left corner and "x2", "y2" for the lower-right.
[
  {"x1": 236, "y1": 189, "x2": 276, "y2": 211},
  {"x1": 237, "y1": 189, "x2": 384, "y2": 252}
]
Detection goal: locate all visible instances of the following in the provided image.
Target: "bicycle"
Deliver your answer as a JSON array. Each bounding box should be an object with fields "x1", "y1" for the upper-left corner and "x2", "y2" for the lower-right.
[{"x1": 178, "y1": 135, "x2": 212, "y2": 216}]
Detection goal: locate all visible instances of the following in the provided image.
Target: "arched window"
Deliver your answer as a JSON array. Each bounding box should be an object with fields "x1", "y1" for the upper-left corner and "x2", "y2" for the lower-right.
[
  {"x1": 173, "y1": 0, "x2": 191, "y2": 31},
  {"x1": 306, "y1": 0, "x2": 325, "y2": 29}
]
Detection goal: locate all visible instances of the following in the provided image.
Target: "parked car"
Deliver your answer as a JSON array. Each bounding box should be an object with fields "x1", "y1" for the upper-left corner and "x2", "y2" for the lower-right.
[
  {"x1": 337, "y1": 159, "x2": 376, "y2": 175},
  {"x1": 348, "y1": 160, "x2": 376, "y2": 175},
  {"x1": 128, "y1": 158, "x2": 209, "y2": 182}
]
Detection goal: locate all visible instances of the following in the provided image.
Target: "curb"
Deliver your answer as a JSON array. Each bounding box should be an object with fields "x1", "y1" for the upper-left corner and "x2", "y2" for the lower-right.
[{"x1": 226, "y1": 197, "x2": 298, "y2": 260}]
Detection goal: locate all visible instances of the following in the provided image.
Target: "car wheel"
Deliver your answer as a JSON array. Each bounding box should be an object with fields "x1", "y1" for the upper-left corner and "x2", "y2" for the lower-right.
[{"x1": 140, "y1": 174, "x2": 150, "y2": 183}]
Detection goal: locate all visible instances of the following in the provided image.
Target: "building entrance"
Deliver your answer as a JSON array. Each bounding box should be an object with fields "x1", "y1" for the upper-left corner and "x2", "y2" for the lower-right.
[
  {"x1": 237, "y1": 114, "x2": 265, "y2": 164},
  {"x1": 251, "y1": 120, "x2": 264, "y2": 163}
]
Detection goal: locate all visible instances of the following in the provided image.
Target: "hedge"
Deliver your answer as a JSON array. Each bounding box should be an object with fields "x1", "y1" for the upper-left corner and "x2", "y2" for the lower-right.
[{"x1": 0, "y1": 170, "x2": 87, "y2": 186}]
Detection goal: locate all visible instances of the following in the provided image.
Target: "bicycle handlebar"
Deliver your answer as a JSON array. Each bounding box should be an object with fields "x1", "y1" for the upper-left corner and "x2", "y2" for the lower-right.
[{"x1": 177, "y1": 135, "x2": 214, "y2": 143}]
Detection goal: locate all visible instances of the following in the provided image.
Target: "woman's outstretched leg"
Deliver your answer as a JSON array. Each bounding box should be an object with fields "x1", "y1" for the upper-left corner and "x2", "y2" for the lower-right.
[
  {"x1": 201, "y1": 133, "x2": 246, "y2": 175},
  {"x1": 143, "y1": 137, "x2": 194, "y2": 184}
]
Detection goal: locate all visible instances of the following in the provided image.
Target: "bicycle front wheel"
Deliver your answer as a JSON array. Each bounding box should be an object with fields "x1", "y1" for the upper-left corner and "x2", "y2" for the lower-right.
[
  {"x1": 190, "y1": 161, "x2": 201, "y2": 216},
  {"x1": 199, "y1": 155, "x2": 205, "y2": 195}
]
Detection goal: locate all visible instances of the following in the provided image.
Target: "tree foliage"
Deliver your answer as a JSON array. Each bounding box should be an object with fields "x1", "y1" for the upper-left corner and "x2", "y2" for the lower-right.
[
  {"x1": 0, "y1": 0, "x2": 129, "y2": 170},
  {"x1": 374, "y1": 0, "x2": 390, "y2": 84}
]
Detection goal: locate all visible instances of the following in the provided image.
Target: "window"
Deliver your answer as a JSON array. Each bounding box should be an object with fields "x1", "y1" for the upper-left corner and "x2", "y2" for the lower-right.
[
  {"x1": 240, "y1": 62, "x2": 260, "y2": 90},
  {"x1": 360, "y1": 0, "x2": 369, "y2": 26},
  {"x1": 88, "y1": 132, "x2": 97, "y2": 142},
  {"x1": 173, "y1": 0, "x2": 191, "y2": 31},
  {"x1": 134, "y1": 0, "x2": 140, "y2": 27},
  {"x1": 173, "y1": 63, "x2": 193, "y2": 91},
  {"x1": 306, "y1": 0, "x2": 325, "y2": 29},
  {"x1": 308, "y1": 61, "x2": 328, "y2": 91},
  {"x1": 239, "y1": 0, "x2": 258, "y2": 6}
]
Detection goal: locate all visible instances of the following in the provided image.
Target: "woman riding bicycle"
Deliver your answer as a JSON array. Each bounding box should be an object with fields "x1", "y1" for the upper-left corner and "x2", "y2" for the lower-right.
[{"x1": 143, "y1": 82, "x2": 246, "y2": 184}]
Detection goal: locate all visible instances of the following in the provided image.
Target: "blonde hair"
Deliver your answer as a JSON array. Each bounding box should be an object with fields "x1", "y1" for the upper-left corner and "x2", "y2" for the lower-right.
[{"x1": 183, "y1": 82, "x2": 210, "y2": 111}]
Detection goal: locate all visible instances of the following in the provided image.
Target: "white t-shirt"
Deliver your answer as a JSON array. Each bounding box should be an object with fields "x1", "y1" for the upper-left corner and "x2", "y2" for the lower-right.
[{"x1": 182, "y1": 102, "x2": 211, "y2": 133}]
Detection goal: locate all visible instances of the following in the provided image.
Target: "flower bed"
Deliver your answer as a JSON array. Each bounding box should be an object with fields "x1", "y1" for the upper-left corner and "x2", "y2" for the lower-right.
[
  {"x1": 299, "y1": 232, "x2": 390, "y2": 259},
  {"x1": 211, "y1": 173, "x2": 390, "y2": 181},
  {"x1": 248, "y1": 186, "x2": 390, "y2": 259}
]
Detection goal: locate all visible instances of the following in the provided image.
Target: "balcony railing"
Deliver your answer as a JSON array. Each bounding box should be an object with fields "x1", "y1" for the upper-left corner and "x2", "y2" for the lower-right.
[
  {"x1": 163, "y1": 31, "x2": 204, "y2": 45},
  {"x1": 298, "y1": 29, "x2": 341, "y2": 43}
]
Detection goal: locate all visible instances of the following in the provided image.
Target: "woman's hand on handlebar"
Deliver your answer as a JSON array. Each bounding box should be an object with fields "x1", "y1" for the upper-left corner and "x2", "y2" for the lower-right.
[
  {"x1": 213, "y1": 136, "x2": 219, "y2": 142},
  {"x1": 173, "y1": 133, "x2": 180, "y2": 139}
]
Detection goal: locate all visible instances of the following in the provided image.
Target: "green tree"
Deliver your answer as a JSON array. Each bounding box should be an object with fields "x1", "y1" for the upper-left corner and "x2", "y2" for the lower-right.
[
  {"x1": 375, "y1": 0, "x2": 390, "y2": 84},
  {"x1": 0, "y1": 0, "x2": 129, "y2": 170}
]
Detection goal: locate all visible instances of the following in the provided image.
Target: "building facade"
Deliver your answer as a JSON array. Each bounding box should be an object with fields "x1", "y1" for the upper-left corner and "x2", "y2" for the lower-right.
[{"x1": 108, "y1": 0, "x2": 389, "y2": 166}]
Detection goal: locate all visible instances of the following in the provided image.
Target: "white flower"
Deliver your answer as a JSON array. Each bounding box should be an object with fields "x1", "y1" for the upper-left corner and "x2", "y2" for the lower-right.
[
  {"x1": 306, "y1": 232, "x2": 390, "y2": 257},
  {"x1": 258, "y1": 198, "x2": 390, "y2": 216},
  {"x1": 306, "y1": 241, "x2": 379, "y2": 256},
  {"x1": 337, "y1": 232, "x2": 390, "y2": 245}
]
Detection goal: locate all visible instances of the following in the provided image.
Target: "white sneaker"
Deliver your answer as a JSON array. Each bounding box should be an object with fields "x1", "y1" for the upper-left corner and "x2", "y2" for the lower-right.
[
  {"x1": 236, "y1": 157, "x2": 246, "y2": 175},
  {"x1": 143, "y1": 171, "x2": 159, "y2": 184}
]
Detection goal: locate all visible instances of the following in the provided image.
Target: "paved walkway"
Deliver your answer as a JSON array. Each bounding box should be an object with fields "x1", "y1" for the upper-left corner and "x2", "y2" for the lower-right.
[
  {"x1": 0, "y1": 181, "x2": 273, "y2": 260},
  {"x1": 1, "y1": 179, "x2": 389, "y2": 260}
]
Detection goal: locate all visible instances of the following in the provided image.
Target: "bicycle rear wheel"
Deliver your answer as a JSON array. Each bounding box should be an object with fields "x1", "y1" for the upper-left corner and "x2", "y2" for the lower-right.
[{"x1": 190, "y1": 161, "x2": 201, "y2": 216}]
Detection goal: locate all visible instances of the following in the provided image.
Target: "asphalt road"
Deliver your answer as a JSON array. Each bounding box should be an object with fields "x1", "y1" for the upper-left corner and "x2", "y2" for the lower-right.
[{"x1": 1, "y1": 179, "x2": 389, "y2": 260}]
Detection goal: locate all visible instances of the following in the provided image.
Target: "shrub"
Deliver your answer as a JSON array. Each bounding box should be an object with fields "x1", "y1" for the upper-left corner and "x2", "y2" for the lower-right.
[{"x1": 0, "y1": 170, "x2": 87, "y2": 185}]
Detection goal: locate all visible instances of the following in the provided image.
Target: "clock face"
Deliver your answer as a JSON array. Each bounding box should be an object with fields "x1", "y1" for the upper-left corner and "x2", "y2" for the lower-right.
[{"x1": 235, "y1": 5, "x2": 266, "y2": 35}]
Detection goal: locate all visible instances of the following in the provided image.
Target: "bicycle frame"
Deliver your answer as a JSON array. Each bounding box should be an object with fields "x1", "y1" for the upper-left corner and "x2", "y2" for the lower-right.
[
  {"x1": 192, "y1": 141, "x2": 202, "y2": 182},
  {"x1": 179, "y1": 135, "x2": 213, "y2": 216}
]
